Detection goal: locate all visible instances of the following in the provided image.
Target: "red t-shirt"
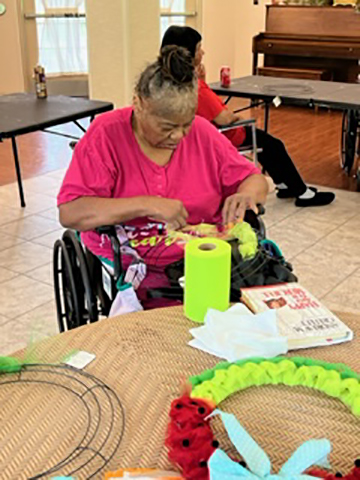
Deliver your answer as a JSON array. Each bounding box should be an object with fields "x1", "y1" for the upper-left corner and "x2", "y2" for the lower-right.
[{"x1": 197, "y1": 79, "x2": 246, "y2": 147}]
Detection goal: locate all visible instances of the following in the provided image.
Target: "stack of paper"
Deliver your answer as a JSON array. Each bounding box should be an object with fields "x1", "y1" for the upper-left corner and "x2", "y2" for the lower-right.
[{"x1": 189, "y1": 304, "x2": 288, "y2": 362}]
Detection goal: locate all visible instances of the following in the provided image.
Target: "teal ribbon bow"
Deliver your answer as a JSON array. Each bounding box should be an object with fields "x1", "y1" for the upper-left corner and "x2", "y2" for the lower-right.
[{"x1": 208, "y1": 409, "x2": 331, "y2": 480}]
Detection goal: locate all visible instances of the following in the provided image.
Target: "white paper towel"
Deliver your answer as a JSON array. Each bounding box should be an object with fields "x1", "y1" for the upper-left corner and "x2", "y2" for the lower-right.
[{"x1": 189, "y1": 304, "x2": 288, "y2": 362}]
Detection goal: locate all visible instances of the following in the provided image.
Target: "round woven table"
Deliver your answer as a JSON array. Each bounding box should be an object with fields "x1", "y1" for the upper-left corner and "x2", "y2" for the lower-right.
[{"x1": 0, "y1": 306, "x2": 359, "y2": 479}]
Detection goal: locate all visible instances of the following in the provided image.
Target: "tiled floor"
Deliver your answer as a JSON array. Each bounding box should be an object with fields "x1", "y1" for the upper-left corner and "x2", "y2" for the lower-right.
[{"x1": 0, "y1": 172, "x2": 359, "y2": 355}]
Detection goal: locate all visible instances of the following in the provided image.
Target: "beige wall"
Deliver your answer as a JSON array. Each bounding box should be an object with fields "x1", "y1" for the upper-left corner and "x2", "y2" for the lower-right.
[
  {"x1": 201, "y1": 0, "x2": 238, "y2": 83},
  {"x1": 201, "y1": 0, "x2": 271, "y2": 83},
  {"x1": 0, "y1": 0, "x2": 268, "y2": 97},
  {"x1": 234, "y1": 0, "x2": 271, "y2": 77},
  {"x1": 86, "y1": 0, "x2": 160, "y2": 107},
  {"x1": 0, "y1": 0, "x2": 26, "y2": 94}
]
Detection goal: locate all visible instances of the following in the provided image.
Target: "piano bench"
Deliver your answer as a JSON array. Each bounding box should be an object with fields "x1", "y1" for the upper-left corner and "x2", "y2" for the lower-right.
[{"x1": 257, "y1": 66, "x2": 332, "y2": 81}]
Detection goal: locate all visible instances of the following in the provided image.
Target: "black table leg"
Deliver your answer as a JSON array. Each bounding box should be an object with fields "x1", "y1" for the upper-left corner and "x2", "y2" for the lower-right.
[
  {"x1": 11, "y1": 136, "x2": 26, "y2": 207},
  {"x1": 264, "y1": 103, "x2": 270, "y2": 133}
]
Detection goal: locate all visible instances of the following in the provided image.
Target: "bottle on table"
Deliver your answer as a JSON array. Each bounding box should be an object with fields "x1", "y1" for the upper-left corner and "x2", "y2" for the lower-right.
[{"x1": 34, "y1": 64, "x2": 48, "y2": 99}]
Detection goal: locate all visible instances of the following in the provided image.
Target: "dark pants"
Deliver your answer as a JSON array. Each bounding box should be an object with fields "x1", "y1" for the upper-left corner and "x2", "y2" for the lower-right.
[{"x1": 244, "y1": 127, "x2": 307, "y2": 196}]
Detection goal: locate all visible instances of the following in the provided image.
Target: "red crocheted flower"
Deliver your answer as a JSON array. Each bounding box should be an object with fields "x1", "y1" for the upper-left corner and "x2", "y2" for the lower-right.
[{"x1": 308, "y1": 461, "x2": 360, "y2": 480}]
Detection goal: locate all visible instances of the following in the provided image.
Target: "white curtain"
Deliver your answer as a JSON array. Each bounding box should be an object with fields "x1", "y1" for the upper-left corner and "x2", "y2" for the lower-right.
[{"x1": 35, "y1": 0, "x2": 87, "y2": 75}]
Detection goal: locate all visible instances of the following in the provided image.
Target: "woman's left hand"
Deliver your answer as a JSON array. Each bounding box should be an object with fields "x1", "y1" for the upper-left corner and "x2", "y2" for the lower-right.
[{"x1": 222, "y1": 193, "x2": 258, "y2": 225}]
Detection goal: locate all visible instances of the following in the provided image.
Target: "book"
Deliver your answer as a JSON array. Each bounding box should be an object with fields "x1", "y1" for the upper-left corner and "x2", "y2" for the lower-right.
[{"x1": 240, "y1": 283, "x2": 354, "y2": 350}]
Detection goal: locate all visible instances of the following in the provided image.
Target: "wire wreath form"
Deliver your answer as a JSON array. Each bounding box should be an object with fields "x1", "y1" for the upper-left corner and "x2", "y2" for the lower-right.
[
  {"x1": 166, "y1": 357, "x2": 360, "y2": 480},
  {"x1": 0, "y1": 363, "x2": 125, "y2": 479}
]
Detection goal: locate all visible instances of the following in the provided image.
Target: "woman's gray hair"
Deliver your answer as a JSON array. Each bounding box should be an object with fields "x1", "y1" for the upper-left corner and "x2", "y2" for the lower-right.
[{"x1": 135, "y1": 46, "x2": 198, "y2": 116}]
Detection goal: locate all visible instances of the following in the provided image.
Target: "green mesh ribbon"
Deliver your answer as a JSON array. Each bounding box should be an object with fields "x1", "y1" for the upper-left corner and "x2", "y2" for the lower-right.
[{"x1": 190, "y1": 356, "x2": 360, "y2": 416}]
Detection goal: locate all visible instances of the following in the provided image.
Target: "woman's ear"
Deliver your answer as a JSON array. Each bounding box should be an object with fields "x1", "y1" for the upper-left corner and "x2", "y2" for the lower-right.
[{"x1": 133, "y1": 95, "x2": 141, "y2": 115}]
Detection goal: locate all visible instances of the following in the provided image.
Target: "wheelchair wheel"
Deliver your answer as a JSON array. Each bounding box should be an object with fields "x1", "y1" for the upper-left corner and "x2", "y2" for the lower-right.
[
  {"x1": 62, "y1": 230, "x2": 99, "y2": 325},
  {"x1": 53, "y1": 231, "x2": 98, "y2": 332},
  {"x1": 340, "y1": 110, "x2": 359, "y2": 174},
  {"x1": 53, "y1": 239, "x2": 83, "y2": 332}
]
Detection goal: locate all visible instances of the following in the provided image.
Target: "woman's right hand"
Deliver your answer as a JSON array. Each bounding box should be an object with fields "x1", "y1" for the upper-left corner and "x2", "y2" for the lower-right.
[{"x1": 148, "y1": 197, "x2": 189, "y2": 230}]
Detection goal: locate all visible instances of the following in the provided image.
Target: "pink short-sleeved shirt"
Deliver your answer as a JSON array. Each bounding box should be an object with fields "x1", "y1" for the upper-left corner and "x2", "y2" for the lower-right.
[{"x1": 58, "y1": 107, "x2": 260, "y2": 305}]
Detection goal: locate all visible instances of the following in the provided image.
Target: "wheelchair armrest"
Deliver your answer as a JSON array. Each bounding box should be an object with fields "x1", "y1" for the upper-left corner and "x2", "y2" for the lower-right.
[
  {"x1": 217, "y1": 118, "x2": 256, "y2": 133},
  {"x1": 95, "y1": 225, "x2": 122, "y2": 283}
]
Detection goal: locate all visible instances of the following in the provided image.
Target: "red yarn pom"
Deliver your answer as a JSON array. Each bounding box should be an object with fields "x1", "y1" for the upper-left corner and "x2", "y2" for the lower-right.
[
  {"x1": 307, "y1": 469, "x2": 335, "y2": 479},
  {"x1": 307, "y1": 462, "x2": 360, "y2": 480},
  {"x1": 167, "y1": 396, "x2": 360, "y2": 480},
  {"x1": 166, "y1": 395, "x2": 216, "y2": 480}
]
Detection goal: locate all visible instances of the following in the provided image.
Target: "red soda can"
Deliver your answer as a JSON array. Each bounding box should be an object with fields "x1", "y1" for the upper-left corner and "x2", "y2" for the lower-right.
[{"x1": 220, "y1": 66, "x2": 231, "y2": 87}]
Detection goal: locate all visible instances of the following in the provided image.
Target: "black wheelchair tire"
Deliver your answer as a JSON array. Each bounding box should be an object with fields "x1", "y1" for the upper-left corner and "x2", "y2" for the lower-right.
[
  {"x1": 53, "y1": 239, "x2": 83, "y2": 332},
  {"x1": 62, "y1": 230, "x2": 99, "y2": 325},
  {"x1": 340, "y1": 110, "x2": 358, "y2": 175}
]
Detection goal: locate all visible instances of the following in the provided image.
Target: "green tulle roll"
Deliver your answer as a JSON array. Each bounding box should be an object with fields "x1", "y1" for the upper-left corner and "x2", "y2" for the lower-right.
[{"x1": 184, "y1": 237, "x2": 231, "y2": 323}]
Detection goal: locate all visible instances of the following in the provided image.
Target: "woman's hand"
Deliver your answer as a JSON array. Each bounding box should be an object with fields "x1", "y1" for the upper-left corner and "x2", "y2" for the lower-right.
[
  {"x1": 222, "y1": 193, "x2": 258, "y2": 225},
  {"x1": 148, "y1": 197, "x2": 189, "y2": 230},
  {"x1": 196, "y1": 63, "x2": 206, "y2": 81}
]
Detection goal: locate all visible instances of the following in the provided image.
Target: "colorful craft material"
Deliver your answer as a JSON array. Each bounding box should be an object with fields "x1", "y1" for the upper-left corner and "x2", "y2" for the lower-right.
[
  {"x1": 0, "y1": 356, "x2": 21, "y2": 373},
  {"x1": 190, "y1": 357, "x2": 360, "y2": 413},
  {"x1": 184, "y1": 238, "x2": 231, "y2": 323},
  {"x1": 167, "y1": 357, "x2": 360, "y2": 480},
  {"x1": 208, "y1": 409, "x2": 331, "y2": 479},
  {"x1": 228, "y1": 221, "x2": 258, "y2": 259},
  {"x1": 104, "y1": 469, "x2": 182, "y2": 478}
]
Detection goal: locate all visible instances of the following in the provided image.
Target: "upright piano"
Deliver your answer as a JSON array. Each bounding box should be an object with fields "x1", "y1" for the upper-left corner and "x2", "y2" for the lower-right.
[{"x1": 253, "y1": 5, "x2": 360, "y2": 83}]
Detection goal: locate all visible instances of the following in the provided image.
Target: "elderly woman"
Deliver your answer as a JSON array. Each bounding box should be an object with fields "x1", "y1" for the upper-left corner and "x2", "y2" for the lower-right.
[
  {"x1": 161, "y1": 26, "x2": 335, "y2": 208},
  {"x1": 58, "y1": 47, "x2": 268, "y2": 309}
]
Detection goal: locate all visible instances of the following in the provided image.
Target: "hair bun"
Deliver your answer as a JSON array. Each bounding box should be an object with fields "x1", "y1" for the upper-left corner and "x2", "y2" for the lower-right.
[{"x1": 159, "y1": 46, "x2": 194, "y2": 85}]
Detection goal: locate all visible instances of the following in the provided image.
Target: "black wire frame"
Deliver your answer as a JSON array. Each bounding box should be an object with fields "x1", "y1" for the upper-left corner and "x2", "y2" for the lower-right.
[{"x1": 0, "y1": 363, "x2": 125, "y2": 479}]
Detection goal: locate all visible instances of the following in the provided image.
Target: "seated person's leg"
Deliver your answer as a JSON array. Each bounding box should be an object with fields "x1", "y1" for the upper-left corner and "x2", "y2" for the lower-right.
[{"x1": 243, "y1": 127, "x2": 335, "y2": 207}]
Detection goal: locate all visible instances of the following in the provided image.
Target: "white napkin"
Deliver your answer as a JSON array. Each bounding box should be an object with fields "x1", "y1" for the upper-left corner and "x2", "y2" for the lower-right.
[{"x1": 189, "y1": 304, "x2": 288, "y2": 362}]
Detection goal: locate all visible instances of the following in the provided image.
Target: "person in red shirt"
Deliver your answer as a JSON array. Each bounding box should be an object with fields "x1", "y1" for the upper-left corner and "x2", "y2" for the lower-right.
[{"x1": 161, "y1": 26, "x2": 335, "y2": 207}]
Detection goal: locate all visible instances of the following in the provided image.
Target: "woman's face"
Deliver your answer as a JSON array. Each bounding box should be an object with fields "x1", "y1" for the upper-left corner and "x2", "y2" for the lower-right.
[
  {"x1": 194, "y1": 42, "x2": 205, "y2": 66},
  {"x1": 134, "y1": 97, "x2": 196, "y2": 150}
]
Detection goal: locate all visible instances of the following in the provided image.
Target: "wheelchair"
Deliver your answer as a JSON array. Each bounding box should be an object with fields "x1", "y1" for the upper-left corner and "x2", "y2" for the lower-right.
[
  {"x1": 53, "y1": 207, "x2": 295, "y2": 333},
  {"x1": 218, "y1": 118, "x2": 262, "y2": 167},
  {"x1": 340, "y1": 109, "x2": 360, "y2": 191}
]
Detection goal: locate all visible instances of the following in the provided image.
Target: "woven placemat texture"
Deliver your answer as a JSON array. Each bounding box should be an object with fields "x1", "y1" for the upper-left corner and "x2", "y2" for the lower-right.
[{"x1": 0, "y1": 307, "x2": 359, "y2": 478}]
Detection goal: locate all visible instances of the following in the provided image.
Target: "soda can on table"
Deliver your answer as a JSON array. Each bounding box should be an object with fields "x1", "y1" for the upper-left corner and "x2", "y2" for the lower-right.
[{"x1": 220, "y1": 66, "x2": 231, "y2": 87}]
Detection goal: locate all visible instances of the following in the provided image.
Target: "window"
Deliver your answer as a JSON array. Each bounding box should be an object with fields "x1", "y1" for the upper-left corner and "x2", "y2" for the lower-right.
[
  {"x1": 160, "y1": 0, "x2": 198, "y2": 39},
  {"x1": 34, "y1": 0, "x2": 87, "y2": 75}
]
